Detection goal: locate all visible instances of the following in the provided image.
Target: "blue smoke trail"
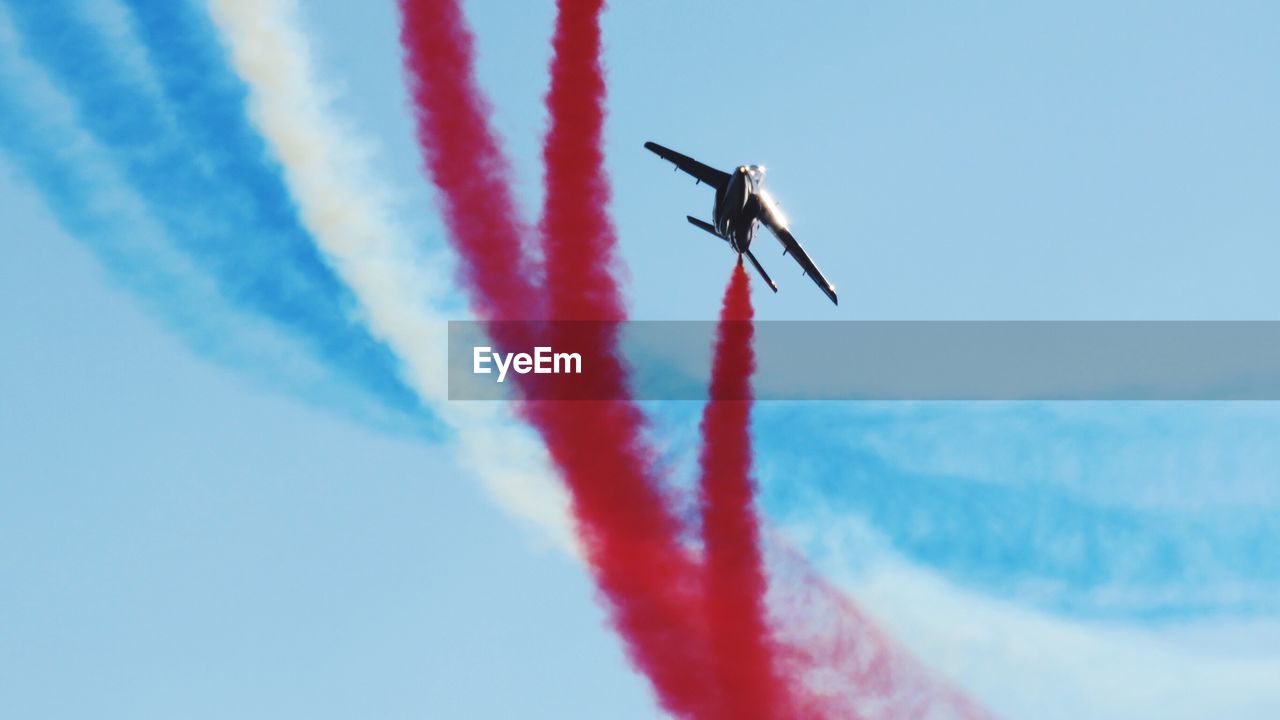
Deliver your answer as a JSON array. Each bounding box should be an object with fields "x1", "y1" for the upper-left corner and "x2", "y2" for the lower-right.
[
  {"x1": 0, "y1": 57, "x2": 426, "y2": 434},
  {"x1": 1, "y1": 0, "x2": 424, "y2": 421},
  {"x1": 115, "y1": 0, "x2": 302, "y2": 220},
  {"x1": 751, "y1": 403, "x2": 1280, "y2": 620},
  {"x1": 0, "y1": 29, "x2": 228, "y2": 348}
]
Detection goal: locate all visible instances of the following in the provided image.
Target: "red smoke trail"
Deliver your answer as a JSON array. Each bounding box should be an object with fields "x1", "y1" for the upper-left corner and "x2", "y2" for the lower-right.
[
  {"x1": 540, "y1": 0, "x2": 623, "y2": 321},
  {"x1": 533, "y1": 0, "x2": 721, "y2": 714},
  {"x1": 400, "y1": 2, "x2": 716, "y2": 717},
  {"x1": 523, "y1": 402, "x2": 715, "y2": 718},
  {"x1": 698, "y1": 261, "x2": 790, "y2": 718},
  {"x1": 397, "y1": 0, "x2": 540, "y2": 324}
]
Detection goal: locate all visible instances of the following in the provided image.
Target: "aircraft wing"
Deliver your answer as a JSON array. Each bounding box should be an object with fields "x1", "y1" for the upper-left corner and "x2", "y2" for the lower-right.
[
  {"x1": 759, "y1": 194, "x2": 838, "y2": 305},
  {"x1": 644, "y1": 141, "x2": 730, "y2": 190}
]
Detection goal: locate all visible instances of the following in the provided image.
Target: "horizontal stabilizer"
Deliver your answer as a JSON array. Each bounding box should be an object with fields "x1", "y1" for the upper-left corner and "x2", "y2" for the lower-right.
[{"x1": 686, "y1": 215, "x2": 725, "y2": 241}]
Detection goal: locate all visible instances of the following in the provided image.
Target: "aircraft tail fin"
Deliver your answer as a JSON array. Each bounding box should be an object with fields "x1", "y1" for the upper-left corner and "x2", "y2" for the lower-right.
[
  {"x1": 743, "y1": 249, "x2": 779, "y2": 293},
  {"x1": 685, "y1": 216, "x2": 777, "y2": 292}
]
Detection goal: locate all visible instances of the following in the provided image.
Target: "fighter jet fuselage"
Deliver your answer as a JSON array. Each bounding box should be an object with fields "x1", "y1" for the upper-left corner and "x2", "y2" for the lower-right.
[{"x1": 713, "y1": 166, "x2": 763, "y2": 253}]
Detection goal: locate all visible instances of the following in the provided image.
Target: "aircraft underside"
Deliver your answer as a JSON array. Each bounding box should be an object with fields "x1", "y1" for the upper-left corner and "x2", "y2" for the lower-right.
[{"x1": 645, "y1": 140, "x2": 838, "y2": 305}]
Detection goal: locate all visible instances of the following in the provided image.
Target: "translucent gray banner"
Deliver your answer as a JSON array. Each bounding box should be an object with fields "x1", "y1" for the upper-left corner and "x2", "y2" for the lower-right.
[{"x1": 448, "y1": 321, "x2": 1280, "y2": 401}]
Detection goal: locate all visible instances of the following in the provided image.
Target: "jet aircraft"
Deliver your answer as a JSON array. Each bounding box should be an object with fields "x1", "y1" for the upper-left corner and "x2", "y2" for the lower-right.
[{"x1": 644, "y1": 141, "x2": 837, "y2": 305}]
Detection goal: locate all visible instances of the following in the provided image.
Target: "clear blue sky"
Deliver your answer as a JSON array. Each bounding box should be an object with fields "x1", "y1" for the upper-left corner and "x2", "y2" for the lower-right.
[{"x1": 3, "y1": 1, "x2": 1280, "y2": 718}]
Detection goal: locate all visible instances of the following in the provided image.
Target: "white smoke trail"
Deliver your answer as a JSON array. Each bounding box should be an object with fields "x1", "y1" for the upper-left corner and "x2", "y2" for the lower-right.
[{"x1": 204, "y1": 0, "x2": 574, "y2": 552}]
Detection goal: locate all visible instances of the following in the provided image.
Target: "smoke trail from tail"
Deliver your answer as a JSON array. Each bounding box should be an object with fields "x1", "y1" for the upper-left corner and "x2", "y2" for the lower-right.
[
  {"x1": 400, "y1": 2, "x2": 718, "y2": 716},
  {"x1": 534, "y1": 1, "x2": 723, "y2": 712},
  {"x1": 0, "y1": 0, "x2": 420, "y2": 417},
  {"x1": 697, "y1": 261, "x2": 790, "y2": 718}
]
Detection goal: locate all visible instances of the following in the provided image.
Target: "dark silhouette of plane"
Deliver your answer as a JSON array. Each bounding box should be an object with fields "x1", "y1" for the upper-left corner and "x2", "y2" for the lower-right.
[{"x1": 645, "y1": 141, "x2": 837, "y2": 305}]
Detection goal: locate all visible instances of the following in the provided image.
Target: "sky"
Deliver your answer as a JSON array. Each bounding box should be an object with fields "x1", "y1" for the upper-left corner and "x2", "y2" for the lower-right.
[{"x1": 3, "y1": 1, "x2": 1280, "y2": 718}]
